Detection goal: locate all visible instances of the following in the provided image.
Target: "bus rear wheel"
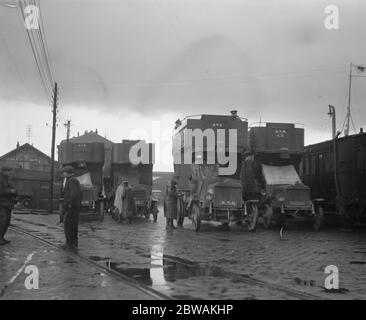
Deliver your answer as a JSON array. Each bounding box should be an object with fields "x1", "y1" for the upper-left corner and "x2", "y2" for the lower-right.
[
  {"x1": 177, "y1": 197, "x2": 185, "y2": 226},
  {"x1": 191, "y1": 203, "x2": 201, "y2": 232},
  {"x1": 262, "y1": 204, "x2": 273, "y2": 229},
  {"x1": 246, "y1": 203, "x2": 258, "y2": 232}
]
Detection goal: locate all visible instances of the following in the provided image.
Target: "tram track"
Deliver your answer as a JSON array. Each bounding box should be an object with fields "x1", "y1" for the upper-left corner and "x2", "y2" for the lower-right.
[
  {"x1": 10, "y1": 218, "x2": 327, "y2": 300},
  {"x1": 9, "y1": 225, "x2": 173, "y2": 301}
]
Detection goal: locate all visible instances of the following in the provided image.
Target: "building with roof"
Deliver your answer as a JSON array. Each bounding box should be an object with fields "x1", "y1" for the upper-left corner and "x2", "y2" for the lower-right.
[{"x1": 0, "y1": 143, "x2": 56, "y2": 172}]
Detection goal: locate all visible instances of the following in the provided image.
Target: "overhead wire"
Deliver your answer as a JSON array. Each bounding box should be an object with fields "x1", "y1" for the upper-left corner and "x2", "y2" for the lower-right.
[
  {"x1": 34, "y1": 0, "x2": 55, "y2": 84},
  {"x1": 18, "y1": 0, "x2": 54, "y2": 98}
]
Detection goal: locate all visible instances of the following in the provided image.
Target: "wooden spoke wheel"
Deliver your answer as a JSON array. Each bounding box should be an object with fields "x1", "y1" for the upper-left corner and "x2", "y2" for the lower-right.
[
  {"x1": 263, "y1": 204, "x2": 273, "y2": 229},
  {"x1": 246, "y1": 203, "x2": 259, "y2": 232},
  {"x1": 191, "y1": 203, "x2": 201, "y2": 232}
]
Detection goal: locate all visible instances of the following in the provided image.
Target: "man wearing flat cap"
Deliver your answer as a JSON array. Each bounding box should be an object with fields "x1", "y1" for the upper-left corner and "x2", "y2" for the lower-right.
[
  {"x1": 0, "y1": 166, "x2": 17, "y2": 245},
  {"x1": 60, "y1": 166, "x2": 82, "y2": 250}
]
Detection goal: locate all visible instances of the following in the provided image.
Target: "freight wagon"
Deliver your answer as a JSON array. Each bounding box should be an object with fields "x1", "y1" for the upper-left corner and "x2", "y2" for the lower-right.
[{"x1": 301, "y1": 130, "x2": 366, "y2": 226}]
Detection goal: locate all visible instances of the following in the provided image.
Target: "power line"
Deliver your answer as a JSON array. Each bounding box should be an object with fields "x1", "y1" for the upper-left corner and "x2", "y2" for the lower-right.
[
  {"x1": 59, "y1": 68, "x2": 347, "y2": 89},
  {"x1": 18, "y1": 0, "x2": 52, "y2": 97},
  {"x1": 18, "y1": 0, "x2": 54, "y2": 97},
  {"x1": 34, "y1": 0, "x2": 55, "y2": 84}
]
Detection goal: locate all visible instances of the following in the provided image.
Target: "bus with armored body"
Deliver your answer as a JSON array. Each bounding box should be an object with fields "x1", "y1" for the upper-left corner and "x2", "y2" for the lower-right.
[{"x1": 170, "y1": 111, "x2": 258, "y2": 232}]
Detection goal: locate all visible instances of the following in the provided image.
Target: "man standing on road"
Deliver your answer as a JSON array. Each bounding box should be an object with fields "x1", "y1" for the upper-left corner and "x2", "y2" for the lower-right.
[
  {"x1": 0, "y1": 166, "x2": 17, "y2": 245},
  {"x1": 113, "y1": 178, "x2": 124, "y2": 223},
  {"x1": 165, "y1": 179, "x2": 178, "y2": 230},
  {"x1": 122, "y1": 180, "x2": 135, "y2": 224},
  {"x1": 61, "y1": 166, "x2": 82, "y2": 250}
]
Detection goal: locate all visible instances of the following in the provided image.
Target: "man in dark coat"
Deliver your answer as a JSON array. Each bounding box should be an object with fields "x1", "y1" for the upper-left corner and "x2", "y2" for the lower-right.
[
  {"x1": 122, "y1": 180, "x2": 135, "y2": 224},
  {"x1": 165, "y1": 179, "x2": 178, "y2": 230},
  {"x1": 0, "y1": 167, "x2": 17, "y2": 245},
  {"x1": 61, "y1": 166, "x2": 82, "y2": 250}
]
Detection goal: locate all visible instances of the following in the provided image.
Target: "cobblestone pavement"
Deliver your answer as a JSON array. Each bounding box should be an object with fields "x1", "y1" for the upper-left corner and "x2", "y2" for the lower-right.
[
  {"x1": 4, "y1": 207, "x2": 366, "y2": 300},
  {"x1": 0, "y1": 229, "x2": 156, "y2": 300}
]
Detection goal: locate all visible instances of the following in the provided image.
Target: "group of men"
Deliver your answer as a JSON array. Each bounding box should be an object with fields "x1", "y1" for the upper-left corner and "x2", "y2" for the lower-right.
[
  {"x1": 1, "y1": 164, "x2": 181, "y2": 250},
  {"x1": 0, "y1": 165, "x2": 82, "y2": 250},
  {"x1": 112, "y1": 179, "x2": 135, "y2": 224}
]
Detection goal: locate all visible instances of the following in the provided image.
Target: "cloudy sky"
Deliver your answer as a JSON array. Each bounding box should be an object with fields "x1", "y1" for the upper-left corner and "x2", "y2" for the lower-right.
[{"x1": 1, "y1": 0, "x2": 365, "y2": 171}]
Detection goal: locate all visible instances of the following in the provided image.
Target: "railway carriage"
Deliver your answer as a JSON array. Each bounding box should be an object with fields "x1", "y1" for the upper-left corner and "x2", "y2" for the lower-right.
[{"x1": 301, "y1": 130, "x2": 366, "y2": 225}]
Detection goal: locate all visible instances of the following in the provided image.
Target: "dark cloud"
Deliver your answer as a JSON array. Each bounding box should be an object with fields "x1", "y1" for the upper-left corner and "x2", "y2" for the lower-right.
[{"x1": 1, "y1": 0, "x2": 366, "y2": 126}]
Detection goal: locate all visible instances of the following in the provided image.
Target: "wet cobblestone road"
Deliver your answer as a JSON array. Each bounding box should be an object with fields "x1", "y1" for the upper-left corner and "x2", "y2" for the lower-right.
[
  {"x1": 0, "y1": 229, "x2": 156, "y2": 300},
  {"x1": 2, "y1": 207, "x2": 366, "y2": 300}
]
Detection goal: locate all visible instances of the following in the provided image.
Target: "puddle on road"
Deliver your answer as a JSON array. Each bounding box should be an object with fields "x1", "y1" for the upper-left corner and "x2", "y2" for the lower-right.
[
  {"x1": 108, "y1": 258, "x2": 225, "y2": 284},
  {"x1": 94, "y1": 244, "x2": 232, "y2": 298},
  {"x1": 323, "y1": 288, "x2": 349, "y2": 294}
]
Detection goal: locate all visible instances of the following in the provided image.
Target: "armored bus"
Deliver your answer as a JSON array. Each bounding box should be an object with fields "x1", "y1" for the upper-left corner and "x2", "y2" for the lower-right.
[
  {"x1": 58, "y1": 142, "x2": 105, "y2": 218},
  {"x1": 111, "y1": 140, "x2": 158, "y2": 221},
  {"x1": 171, "y1": 111, "x2": 258, "y2": 232},
  {"x1": 242, "y1": 123, "x2": 323, "y2": 230}
]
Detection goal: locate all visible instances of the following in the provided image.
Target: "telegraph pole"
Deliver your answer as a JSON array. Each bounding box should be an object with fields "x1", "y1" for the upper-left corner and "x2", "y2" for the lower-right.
[
  {"x1": 49, "y1": 82, "x2": 58, "y2": 214},
  {"x1": 64, "y1": 119, "x2": 71, "y2": 142},
  {"x1": 345, "y1": 63, "x2": 353, "y2": 136},
  {"x1": 328, "y1": 105, "x2": 341, "y2": 199}
]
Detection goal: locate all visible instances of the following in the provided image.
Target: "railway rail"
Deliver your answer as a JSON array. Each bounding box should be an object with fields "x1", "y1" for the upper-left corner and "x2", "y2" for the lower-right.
[{"x1": 9, "y1": 218, "x2": 327, "y2": 300}]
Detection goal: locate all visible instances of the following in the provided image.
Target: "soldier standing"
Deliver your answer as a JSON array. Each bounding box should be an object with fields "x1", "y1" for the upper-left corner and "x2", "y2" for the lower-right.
[
  {"x1": 165, "y1": 180, "x2": 178, "y2": 230},
  {"x1": 0, "y1": 167, "x2": 16, "y2": 245},
  {"x1": 61, "y1": 166, "x2": 82, "y2": 250},
  {"x1": 113, "y1": 178, "x2": 125, "y2": 223},
  {"x1": 122, "y1": 180, "x2": 135, "y2": 224}
]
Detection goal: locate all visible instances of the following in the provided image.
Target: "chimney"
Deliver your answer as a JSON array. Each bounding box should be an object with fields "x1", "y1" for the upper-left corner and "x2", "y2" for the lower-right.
[
  {"x1": 16, "y1": 141, "x2": 20, "y2": 148},
  {"x1": 95, "y1": 129, "x2": 98, "y2": 134},
  {"x1": 360, "y1": 128, "x2": 364, "y2": 134},
  {"x1": 230, "y1": 110, "x2": 238, "y2": 117}
]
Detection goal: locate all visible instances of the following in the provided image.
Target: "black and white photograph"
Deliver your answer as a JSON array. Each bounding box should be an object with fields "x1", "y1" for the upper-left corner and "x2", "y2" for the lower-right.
[{"x1": 1, "y1": 0, "x2": 366, "y2": 308}]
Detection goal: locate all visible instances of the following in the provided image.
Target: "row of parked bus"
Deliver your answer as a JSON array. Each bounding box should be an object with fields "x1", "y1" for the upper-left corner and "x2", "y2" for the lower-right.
[
  {"x1": 56, "y1": 139, "x2": 159, "y2": 221},
  {"x1": 168, "y1": 111, "x2": 366, "y2": 232},
  {"x1": 13, "y1": 110, "x2": 366, "y2": 231}
]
